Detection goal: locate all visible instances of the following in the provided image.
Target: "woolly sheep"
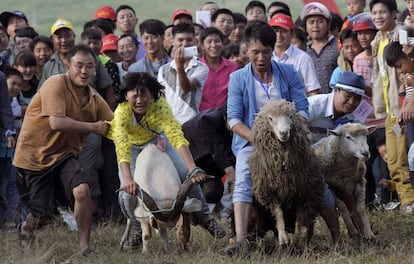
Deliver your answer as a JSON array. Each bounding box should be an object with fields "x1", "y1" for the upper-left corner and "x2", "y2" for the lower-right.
[
  {"x1": 120, "y1": 144, "x2": 202, "y2": 253},
  {"x1": 312, "y1": 123, "x2": 376, "y2": 240},
  {"x1": 248, "y1": 100, "x2": 324, "y2": 246}
]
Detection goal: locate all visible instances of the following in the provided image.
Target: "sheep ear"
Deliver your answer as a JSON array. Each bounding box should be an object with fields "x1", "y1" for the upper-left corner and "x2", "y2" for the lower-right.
[
  {"x1": 366, "y1": 125, "x2": 376, "y2": 135},
  {"x1": 327, "y1": 128, "x2": 341, "y2": 136}
]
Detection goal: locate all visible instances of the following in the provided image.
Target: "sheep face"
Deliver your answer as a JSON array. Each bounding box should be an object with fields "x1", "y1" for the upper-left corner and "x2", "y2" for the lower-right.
[
  {"x1": 328, "y1": 123, "x2": 370, "y2": 161},
  {"x1": 267, "y1": 114, "x2": 293, "y2": 143}
]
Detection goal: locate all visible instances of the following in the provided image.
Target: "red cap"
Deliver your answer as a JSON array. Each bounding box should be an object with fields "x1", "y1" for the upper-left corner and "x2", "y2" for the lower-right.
[
  {"x1": 172, "y1": 9, "x2": 193, "y2": 22},
  {"x1": 269, "y1": 14, "x2": 294, "y2": 30},
  {"x1": 94, "y1": 5, "x2": 116, "y2": 21},
  {"x1": 352, "y1": 12, "x2": 376, "y2": 32},
  {"x1": 101, "y1": 34, "x2": 118, "y2": 53}
]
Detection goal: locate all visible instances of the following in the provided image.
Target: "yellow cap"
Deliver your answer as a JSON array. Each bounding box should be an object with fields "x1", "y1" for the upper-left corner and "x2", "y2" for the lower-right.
[{"x1": 50, "y1": 18, "x2": 74, "y2": 35}]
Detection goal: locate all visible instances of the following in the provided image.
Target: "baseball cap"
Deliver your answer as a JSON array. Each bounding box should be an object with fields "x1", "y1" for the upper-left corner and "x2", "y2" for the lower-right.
[
  {"x1": 94, "y1": 5, "x2": 116, "y2": 21},
  {"x1": 101, "y1": 33, "x2": 118, "y2": 53},
  {"x1": 172, "y1": 9, "x2": 193, "y2": 22},
  {"x1": 0, "y1": 11, "x2": 28, "y2": 28},
  {"x1": 352, "y1": 12, "x2": 376, "y2": 32},
  {"x1": 335, "y1": 71, "x2": 368, "y2": 98},
  {"x1": 300, "y1": 2, "x2": 331, "y2": 21},
  {"x1": 269, "y1": 14, "x2": 294, "y2": 30},
  {"x1": 51, "y1": 18, "x2": 74, "y2": 35}
]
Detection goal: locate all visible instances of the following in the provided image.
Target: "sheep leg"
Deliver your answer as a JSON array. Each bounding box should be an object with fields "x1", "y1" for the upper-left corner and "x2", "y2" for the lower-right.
[
  {"x1": 271, "y1": 205, "x2": 289, "y2": 246},
  {"x1": 159, "y1": 226, "x2": 168, "y2": 252},
  {"x1": 176, "y1": 213, "x2": 191, "y2": 252},
  {"x1": 141, "y1": 218, "x2": 152, "y2": 254},
  {"x1": 336, "y1": 198, "x2": 358, "y2": 238},
  {"x1": 292, "y1": 212, "x2": 303, "y2": 246},
  {"x1": 120, "y1": 218, "x2": 132, "y2": 250},
  {"x1": 355, "y1": 181, "x2": 375, "y2": 239}
]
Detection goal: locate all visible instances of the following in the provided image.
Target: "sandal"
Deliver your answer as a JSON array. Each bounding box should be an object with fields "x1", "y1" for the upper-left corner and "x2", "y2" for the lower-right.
[
  {"x1": 81, "y1": 247, "x2": 95, "y2": 257},
  {"x1": 18, "y1": 222, "x2": 34, "y2": 248}
]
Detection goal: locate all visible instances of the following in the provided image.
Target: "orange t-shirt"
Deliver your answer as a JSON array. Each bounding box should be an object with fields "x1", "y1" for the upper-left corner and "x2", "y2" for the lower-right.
[{"x1": 13, "y1": 74, "x2": 113, "y2": 171}]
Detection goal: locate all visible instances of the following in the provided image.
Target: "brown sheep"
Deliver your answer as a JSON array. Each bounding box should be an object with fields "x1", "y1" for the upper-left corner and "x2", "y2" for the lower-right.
[{"x1": 248, "y1": 100, "x2": 324, "y2": 246}]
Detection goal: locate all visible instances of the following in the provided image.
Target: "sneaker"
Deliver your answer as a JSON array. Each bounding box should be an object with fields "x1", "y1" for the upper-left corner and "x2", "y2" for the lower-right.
[
  {"x1": 203, "y1": 218, "x2": 226, "y2": 238},
  {"x1": 401, "y1": 204, "x2": 414, "y2": 215},
  {"x1": 122, "y1": 232, "x2": 142, "y2": 250}
]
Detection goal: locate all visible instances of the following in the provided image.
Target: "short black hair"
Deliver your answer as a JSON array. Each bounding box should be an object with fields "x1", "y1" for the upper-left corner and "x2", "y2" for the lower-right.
[
  {"x1": 116, "y1": 5, "x2": 136, "y2": 16},
  {"x1": 172, "y1": 23, "x2": 195, "y2": 37},
  {"x1": 223, "y1": 42, "x2": 241, "y2": 59},
  {"x1": 369, "y1": 0, "x2": 397, "y2": 13},
  {"x1": 269, "y1": 9, "x2": 291, "y2": 18},
  {"x1": 29, "y1": 35, "x2": 54, "y2": 52},
  {"x1": 139, "y1": 19, "x2": 166, "y2": 36},
  {"x1": 245, "y1": 0, "x2": 266, "y2": 14},
  {"x1": 14, "y1": 27, "x2": 38, "y2": 40},
  {"x1": 120, "y1": 72, "x2": 163, "y2": 103},
  {"x1": 385, "y1": 41, "x2": 407, "y2": 68},
  {"x1": 67, "y1": 44, "x2": 96, "y2": 64},
  {"x1": 211, "y1": 8, "x2": 234, "y2": 23},
  {"x1": 83, "y1": 19, "x2": 114, "y2": 35},
  {"x1": 118, "y1": 33, "x2": 138, "y2": 48},
  {"x1": 267, "y1": 1, "x2": 291, "y2": 16},
  {"x1": 244, "y1": 20, "x2": 276, "y2": 49},
  {"x1": 81, "y1": 28, "x2": 102, "y2": 41},
  {"x1": 339, "y1": 28, "x2": 357, "y2": 44},
  {"x1": 330, "y1": 12, "x2": 343, "y2": 34},
  {"x1": 200, "y1": 27, "x2": 224, "y2": 44},
  {"x1": 233, "y1": 13, "x2": 247, "y2": 25},
  {"x1": 4, "y1": 67, "x2": 23, "y2": 80},
  {"x1": 13, "y1": 51, "x2": 36, "y2": 67}
]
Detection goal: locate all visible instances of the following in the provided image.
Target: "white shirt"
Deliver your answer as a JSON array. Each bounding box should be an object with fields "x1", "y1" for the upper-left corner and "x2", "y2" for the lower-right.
[
  {"x1": 158, "y1": 56, "x2": 209, "y2": 124},
  {"x1": 272, "y1": 45, "x2": 321, "y2": 93}
]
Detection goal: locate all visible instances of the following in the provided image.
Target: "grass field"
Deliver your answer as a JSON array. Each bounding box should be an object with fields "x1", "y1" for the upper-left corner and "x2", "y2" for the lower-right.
[
  {"x1": 0, "y1": 209, "x2": 414, "y2": 263},
  {"x1": 0, "y1": 0, "x2": 408, "y2": 37}
]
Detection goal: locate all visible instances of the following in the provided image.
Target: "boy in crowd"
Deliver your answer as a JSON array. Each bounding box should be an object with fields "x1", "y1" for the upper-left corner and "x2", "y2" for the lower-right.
[
  {"x1": 129, "y1": 19, "x2": 171, "y2": 78},
  {"x1": 301, "y1": 2, "x2": 339, "y2": 94}
]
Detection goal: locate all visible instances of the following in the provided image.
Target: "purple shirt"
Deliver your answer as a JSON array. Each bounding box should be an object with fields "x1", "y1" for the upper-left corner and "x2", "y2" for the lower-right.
[{"x1": 199, "y1": 56, "x2": 238, "y2": 111}]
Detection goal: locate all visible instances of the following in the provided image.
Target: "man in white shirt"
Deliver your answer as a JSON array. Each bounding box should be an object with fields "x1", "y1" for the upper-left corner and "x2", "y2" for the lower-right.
[
  {"x1": 270, "y1": 13, "x2": 320, "y2": 96},
  {"x1": 158, "y1": 23, "x2": 208, "y2": 124}
]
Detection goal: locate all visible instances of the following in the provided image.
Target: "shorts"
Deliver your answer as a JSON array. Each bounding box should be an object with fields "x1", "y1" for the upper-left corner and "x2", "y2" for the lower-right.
[{"x1": 16, "y1": 156, "x2": 89, "y2": 218}]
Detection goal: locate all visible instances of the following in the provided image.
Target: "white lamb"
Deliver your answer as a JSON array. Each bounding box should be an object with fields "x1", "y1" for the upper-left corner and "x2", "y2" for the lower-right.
[
  {"x1": 119, "y1": 144, "x2": 201, "y2": 253},
  {"x1": 312, "y1": 123, "x2": 376, "y2": 240}
]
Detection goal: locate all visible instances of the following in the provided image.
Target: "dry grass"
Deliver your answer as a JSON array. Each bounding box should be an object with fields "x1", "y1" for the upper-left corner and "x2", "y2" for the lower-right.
[{"x1": 1, "y1": 209, "x2": 414, "y2": 264}]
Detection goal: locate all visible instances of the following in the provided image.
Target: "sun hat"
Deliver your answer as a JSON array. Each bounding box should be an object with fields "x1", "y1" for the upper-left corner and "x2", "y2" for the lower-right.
[
  {"x1": 352, "y1": 12, "x2": 376, "y2": 32},
  {"x1": 51, "y1": 18, "x2": 74, "y2": 35},
  {"x1": 0, "y1": 11, "x2": 27, "y2": 28},
  {"x1": 101, "y1": 33, "x2": 118, "y2": 52},
  {"x1": 335, "y1": 71, "x2": 368, "y2": 98},
  {"x1": 269, "y1": 14, "x2": 294, "y2": 30},
  {"x1": 300, "y1": 2, "x2": 331, "y2": 21},
  {"x1": 94, "y1": 5, "x2": 116, "y2": 21},
  {"x1": 172, "y1": 9, "x2": 193, "y2": 22}
]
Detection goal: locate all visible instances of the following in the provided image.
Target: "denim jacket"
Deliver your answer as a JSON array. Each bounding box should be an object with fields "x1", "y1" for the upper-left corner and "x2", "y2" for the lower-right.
[{"x1": 227, "y1": 60, "x2": 308, "y2": 155}]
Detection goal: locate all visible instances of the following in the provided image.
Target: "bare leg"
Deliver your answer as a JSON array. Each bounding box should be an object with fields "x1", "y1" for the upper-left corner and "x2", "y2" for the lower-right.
[
  {"x1": 234, "y1": 202, "x2": 251, "y2": 242},
  {"x1": 73, "y1": 183, "x2": 93, "y2": 254}
]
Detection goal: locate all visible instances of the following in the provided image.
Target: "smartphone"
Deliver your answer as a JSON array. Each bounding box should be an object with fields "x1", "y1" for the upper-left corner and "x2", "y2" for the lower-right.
[
  {"x1": 183, "y1": 46, "x2": 198, "y2": 58},
  {"x1": 400, "y1": 30, "x2": 408, "y2": 45},
  {"x1": 196, "y1": 11, "x2": 211, "y2": 27}
]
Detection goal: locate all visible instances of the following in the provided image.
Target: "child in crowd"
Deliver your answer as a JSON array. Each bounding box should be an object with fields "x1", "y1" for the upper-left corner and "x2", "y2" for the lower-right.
[
  {"x1": 13, "y1": 51, "x2": 38, "y2": 116},
  {"x1": 329, "y1": 28, "x2": 363, "y2": 89},
  {"x1": 1, "y1": 68, "x2": 25, "y2": 228},
  {"x1": 376, "y1": 133, "x2": 400, "y2": 208}
]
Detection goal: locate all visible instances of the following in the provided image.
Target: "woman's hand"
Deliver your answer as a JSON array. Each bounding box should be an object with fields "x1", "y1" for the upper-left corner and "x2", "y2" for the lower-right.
[{"x1": 123, "y1": 176, "x2": 138, "y2": 195}]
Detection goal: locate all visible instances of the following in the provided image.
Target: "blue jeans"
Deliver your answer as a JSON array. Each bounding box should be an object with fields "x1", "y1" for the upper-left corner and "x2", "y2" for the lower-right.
[{"x1": 232, "y1": 145, "x2": 335, "y2": 209}]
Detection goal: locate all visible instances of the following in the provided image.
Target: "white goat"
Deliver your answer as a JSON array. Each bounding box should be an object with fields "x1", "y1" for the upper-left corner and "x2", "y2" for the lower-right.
[
  {"x1": 312, "y1": 123, "x2": 376, "y2": 240},
  {"x1": 120, "y1": 144, "x2": 201, "y2": 253}
]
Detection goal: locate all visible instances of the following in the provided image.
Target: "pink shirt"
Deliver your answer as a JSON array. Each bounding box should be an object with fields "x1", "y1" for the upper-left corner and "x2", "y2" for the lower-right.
[{"x1": 199, "y1": 56, "x2": 238, "y2": 111}]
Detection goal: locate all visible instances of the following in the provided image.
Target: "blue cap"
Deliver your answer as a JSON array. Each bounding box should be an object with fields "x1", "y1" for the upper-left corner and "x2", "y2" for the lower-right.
[{"x1": 335, "y1": 71, "x2": 368, "y2": 98}]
